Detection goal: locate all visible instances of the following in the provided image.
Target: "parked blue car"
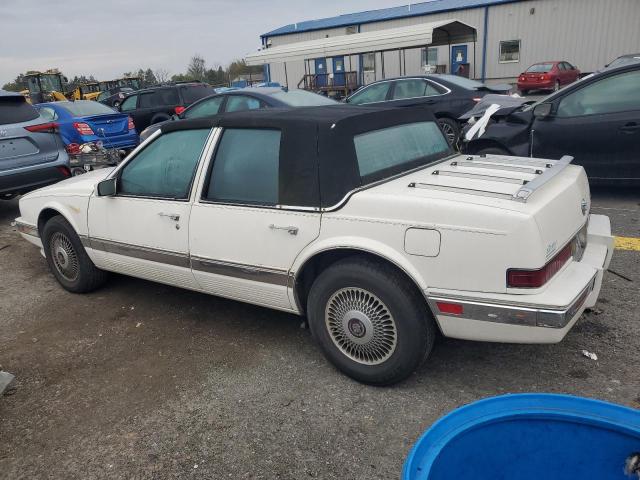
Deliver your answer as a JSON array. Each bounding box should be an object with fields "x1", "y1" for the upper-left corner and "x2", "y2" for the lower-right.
[{"x1": 34, "y1": 100, "x2": 139, "y2": 151}]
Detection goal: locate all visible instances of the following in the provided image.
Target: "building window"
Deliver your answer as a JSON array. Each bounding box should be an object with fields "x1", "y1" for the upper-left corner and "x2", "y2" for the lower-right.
[
  {"x1": 499, "y1": 40, "x2": 520, "y2": 63},
  {"x1": 362, "y1": 52, "x2": 375, "y2": 72},
  {"x1": 346, "y1": 25, "x2": 358, "y2": 35},
  {"x1": 421, "y1": 47, "x2": 438, "y2": 68}
]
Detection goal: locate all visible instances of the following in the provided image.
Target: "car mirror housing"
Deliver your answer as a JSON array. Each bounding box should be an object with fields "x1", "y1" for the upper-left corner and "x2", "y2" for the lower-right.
[
  {"x1": 96, "y1": 178, "x2": 116, "y2": 197},
  {"x1": 533, "y1": 102, "x2": 553, "y2": 119}
]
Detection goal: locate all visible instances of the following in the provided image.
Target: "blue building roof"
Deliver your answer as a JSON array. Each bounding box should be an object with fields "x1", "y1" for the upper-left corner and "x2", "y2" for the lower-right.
[{"x1": 262, "y1": 0, "x2": 523, "y2": 38}]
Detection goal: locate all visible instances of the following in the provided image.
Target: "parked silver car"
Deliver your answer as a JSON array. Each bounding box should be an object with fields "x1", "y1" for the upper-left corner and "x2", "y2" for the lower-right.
[{"x1": 0, "y1": 90, "x2": 70, "y2": 199}]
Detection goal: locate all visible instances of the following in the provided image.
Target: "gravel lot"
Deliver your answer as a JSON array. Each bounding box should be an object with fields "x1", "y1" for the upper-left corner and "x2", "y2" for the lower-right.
[{"x1": 0, "y1": 187, "x2": 638, "y2": 479}]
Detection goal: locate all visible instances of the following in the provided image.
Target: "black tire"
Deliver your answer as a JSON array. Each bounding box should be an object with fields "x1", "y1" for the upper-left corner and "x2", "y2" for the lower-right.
[
  {"x1": 519, "y1": 89, "x2": 529, "y2": 96},
  {"x1": 307, "y1": 257, "x2": 436, "y2": 386},
  {"x1": 553, "y1": 80, "x2": 561, "y2": 92},
  {"x1": 437, "y1": 117, "x2": 460, "y2": 147},
  {"x1": 42, "y1": 216, "x2": 108, "y2": 293},
  {"x1": 476, "y1": 147, "x2": 510, "y2": 156}
]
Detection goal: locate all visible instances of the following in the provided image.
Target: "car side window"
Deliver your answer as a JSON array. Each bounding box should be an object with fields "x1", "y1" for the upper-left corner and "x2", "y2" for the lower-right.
[
  {"x1": 120, "y1": 95, "x2": 137, "y2": 111},
  {"x1": 184, "y1": 97, "x2": 225, "y2": 119},
  {"x1": 225, "y1": 96, "x2": 262, "y2": 113},
  {"x1": 155, "y1": 88, "x2": 179, "y2": 106},
  {"x1": 119, "y1": 129, "x2": 210, "y2": 199},
  {"x1": 347, "y1": 82, "x2": 391, "y2": 105},
  {"x1": 38, "y1": 107, "x2": 58, "y2": 121},
  {"x1": 392, "y1": 80, "x2": 428, "y2": 100},
  {"x1": 204, "y1": 129, "x2": 281, "y2": 205},
  {"x1": 557, "y1": 63, "x2": 566, "y2": 71},
  {"x1": 556, "y1": 70, "x2": 640, "y2": 117},
  {"x1": 138, "y1": 92, "x2": 156, "y2": 108}
]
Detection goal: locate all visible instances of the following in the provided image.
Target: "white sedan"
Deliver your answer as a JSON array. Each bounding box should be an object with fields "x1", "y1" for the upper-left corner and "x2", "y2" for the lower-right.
[{"x1": 14, "y1": 105, "x2": 614, "y2": 385}]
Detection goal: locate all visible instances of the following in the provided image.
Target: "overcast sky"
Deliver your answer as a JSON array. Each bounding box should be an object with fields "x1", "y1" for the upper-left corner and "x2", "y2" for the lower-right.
[{"x1": 0, "y1": 0, "x2": 414, "y2": 86}]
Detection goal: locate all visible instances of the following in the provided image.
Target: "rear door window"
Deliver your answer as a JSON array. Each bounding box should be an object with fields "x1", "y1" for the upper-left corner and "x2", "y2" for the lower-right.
[
  {"x1": 347, "y1": 82, "x2": 391, "y2": 105},
  {"x1": 37, "y1": 106, "x2": 58, "y2": 122},
  {"x1": 180, "y1": 86, "x2": 212, "y2": 105},
  {"x1": 391, "y1": 79, "x2": 442, "y2": 100},
  {"x1": 0, "y1": 97, "x2": 39, "y2": 125},
  {"x1": 225, "y1": 96, "x2": 262, "y2": 113},
  {"x1": 204, "y1": 129, "x2": 281, "y2": 205}
]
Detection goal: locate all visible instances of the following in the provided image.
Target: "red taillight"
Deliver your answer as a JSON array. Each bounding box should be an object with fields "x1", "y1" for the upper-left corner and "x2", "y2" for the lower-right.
[
  {"x1": 57, "y1": 166, "x2": 71, "y2": 177},
  {"x1": 436, "y1": 302, "x2": 464, "y2": 316},
  {"x1": 127, "y1": 116, "x2": 135, "y2": 130},
  {"x1": 65, "y1": 143, "x2": 81, "y2": 155},
  {"x1": 507, "y1": 243, "x2": 572, "y2": 288},
  {"x1": 174, "y1": 106, "x2": 185, "y2": 115},
  {"x1": 24, "y1": 122, "x2": 58, "y2": 133},
  {"x1": 540, "y1": 74, "x2": 549, "y2": 81},
  {"x1": 73, "y1": 122, "x2": 94, "y2": 136}
]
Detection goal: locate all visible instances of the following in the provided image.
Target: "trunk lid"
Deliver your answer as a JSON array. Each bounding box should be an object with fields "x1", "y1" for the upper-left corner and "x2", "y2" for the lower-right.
[
  {"x1": 0, "y1": 119, "x2": 61, "y2": 171},
  {"x1": 362, "y1": 153, "x2": 590, "y2": 260},
  {"x1": 82, "y1": 114, "x2": 129, "y2": 137}
]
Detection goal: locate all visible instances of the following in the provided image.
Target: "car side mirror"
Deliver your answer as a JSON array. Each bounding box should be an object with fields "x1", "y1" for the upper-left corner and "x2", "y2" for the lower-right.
[
  {"x1": 533, "y1": 102, "x2": 553, "y2": 119},
  {"x1": 96, "y1": 178, "x2": 116, "y2": 197}
]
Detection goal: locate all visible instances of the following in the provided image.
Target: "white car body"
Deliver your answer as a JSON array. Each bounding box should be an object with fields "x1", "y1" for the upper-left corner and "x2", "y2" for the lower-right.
[{"x1": 15, "y1": 120, "x2": 613, "y2": 347}]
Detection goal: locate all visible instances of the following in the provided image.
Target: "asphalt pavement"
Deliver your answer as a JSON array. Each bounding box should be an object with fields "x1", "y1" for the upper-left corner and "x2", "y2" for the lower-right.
[{"x1": 0, "y1": 186, "x2": 638, "y2": 479}]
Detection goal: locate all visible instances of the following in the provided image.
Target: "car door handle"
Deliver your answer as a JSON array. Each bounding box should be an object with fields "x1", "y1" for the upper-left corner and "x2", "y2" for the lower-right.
[
  {"x1": 269, "y1": 224, "x2": 298, "y2": 236},
  {"x1": 620, "y1": 123, "x2": 640, "y2": 134},
  {"x1": 158, "y1": 212, "x2": 180, "y2": 221}
]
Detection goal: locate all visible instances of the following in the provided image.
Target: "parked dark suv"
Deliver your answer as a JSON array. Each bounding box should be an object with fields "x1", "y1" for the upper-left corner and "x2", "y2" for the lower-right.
[
  {"x1": 118, "y1": 82, "x2": 214, "y2": 131},
  {"x1": 0, "y1": 90, "x2": 70, "y2": 199}
]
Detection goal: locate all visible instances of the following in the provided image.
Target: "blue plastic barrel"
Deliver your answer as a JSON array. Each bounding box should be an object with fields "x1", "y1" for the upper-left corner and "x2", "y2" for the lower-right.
[{"x1": 403, "y1": 394, "x2": 640, "y2": 480}]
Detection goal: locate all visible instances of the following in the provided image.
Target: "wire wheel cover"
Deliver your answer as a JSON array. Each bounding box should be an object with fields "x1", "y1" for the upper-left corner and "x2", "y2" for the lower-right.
[
  {"x1": 325, "y1": 287, "x2": 397, "y2": 365},
  {"x1": 50, "y1": 232, "x2": 79, "y2": 282}
]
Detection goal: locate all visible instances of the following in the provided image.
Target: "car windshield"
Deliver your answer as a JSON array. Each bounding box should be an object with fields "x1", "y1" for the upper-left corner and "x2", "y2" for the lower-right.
[
  {"x1": 354, "y1": 121, "x2": 451, "y2": 182},
  {"x1": 526, "y1": 63, "x2": 555, "y2": 73},
  {"x1": 270, "y1": 90, "x2": 338, "y2": 106},
  {"x1": 59, "y1": 101, "x2": 115, "y2": 116},
  {"x1": 430, "y1": 74, "x2": 485, "y2": 90}
]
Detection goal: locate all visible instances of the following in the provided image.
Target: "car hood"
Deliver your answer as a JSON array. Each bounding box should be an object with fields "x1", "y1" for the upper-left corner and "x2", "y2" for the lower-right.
[{"x1": 23, "y1": 168, "x2": 115, "y2": 199}]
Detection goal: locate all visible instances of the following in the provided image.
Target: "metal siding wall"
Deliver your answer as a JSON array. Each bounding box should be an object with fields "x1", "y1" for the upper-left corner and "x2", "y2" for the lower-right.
[
  {"x1": 268, "y1": 27, "x2": 352, "y2": 47},
  {"x1": 485, "y1": 0, "x2": 640, "y2": 80}
]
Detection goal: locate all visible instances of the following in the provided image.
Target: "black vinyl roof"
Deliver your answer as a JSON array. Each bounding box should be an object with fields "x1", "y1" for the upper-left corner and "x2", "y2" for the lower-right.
[{"x1": 161, "y1": 105, "x2": 445, "y2": 208}]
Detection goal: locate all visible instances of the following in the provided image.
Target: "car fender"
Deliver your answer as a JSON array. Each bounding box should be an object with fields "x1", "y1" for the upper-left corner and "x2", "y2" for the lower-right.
[
  {"x1": 291, "y1": 234, "x2": 430, "y2": 292},
  {"x1": 35, "y1": 196, "x2": 91, "y2": 236}
]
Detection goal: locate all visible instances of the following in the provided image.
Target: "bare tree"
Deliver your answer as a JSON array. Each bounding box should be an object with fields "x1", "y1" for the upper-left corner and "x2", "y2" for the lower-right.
[
  {"x1": 187, "y1": 55, "x2": 207, "y2": 81},
  {"x1": 154, "y1": 68, "x2": 170, "y2": 84}
]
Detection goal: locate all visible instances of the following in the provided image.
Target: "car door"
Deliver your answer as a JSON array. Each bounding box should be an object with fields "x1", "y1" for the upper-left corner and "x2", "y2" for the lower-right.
[
  {"x1": 531, "y1": 68, "x2": 640, "y2": 180},
  {"x1": 119, "y1": 93, "x2": 139, "y2": 125},
  {"x1": 189, "y1": 127, "x2": 321, "y2": 311},
  {"x1": 87, "y1": 128, "x2": 213, "y2": 289}
]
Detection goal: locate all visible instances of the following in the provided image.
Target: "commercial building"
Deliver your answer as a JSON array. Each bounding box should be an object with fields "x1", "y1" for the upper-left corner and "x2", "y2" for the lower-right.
[{"x1": 246, "y1": 0, "x2": 640, "y2": 91}]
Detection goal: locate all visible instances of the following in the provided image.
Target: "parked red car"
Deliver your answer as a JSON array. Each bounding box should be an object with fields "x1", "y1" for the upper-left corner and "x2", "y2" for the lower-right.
[{"x1": 517, "y1": 61, "x2": 580, "y2": 94}]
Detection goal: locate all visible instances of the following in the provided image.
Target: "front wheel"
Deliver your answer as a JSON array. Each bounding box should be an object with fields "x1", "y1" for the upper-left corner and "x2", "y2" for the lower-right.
[
  {"x1": 42, "y1": 216, "x2": 108, "y2": 293},
  {"x1": 307, "y1": 257, "x2": 436, "y2": 386},
  {"x1": 437, "y1": 118, "x2": 460, "y2": 147}
]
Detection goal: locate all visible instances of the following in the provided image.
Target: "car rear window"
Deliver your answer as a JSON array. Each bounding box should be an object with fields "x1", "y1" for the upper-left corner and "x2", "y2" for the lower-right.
[
  {"x1": 180, "y1": 85, "x2": 213, "y2": 105},
  {"x1": 354, "y1": 121, "x2": 451, "y2": 181},
  {"x1": 0, "y1": 96, "x2": 39, "y2": 125},
  {"x1": 526, "y1": 63, "x2": 555, "y2": 73},
  {"x1": 270, "y1": 90, "x2": 338, "y2": 106},
  {"x1": 59, "y1": 101, "x2": 115, "y2": 116}
]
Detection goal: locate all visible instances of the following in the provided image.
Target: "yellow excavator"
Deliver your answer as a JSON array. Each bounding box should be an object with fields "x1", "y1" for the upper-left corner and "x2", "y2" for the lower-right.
[
  {"x1": 69, "y1": 82, "x2": 101, "y2": 101},
  {"x1": 24, "y1": 69, "x2": 68, "y2": 104}
]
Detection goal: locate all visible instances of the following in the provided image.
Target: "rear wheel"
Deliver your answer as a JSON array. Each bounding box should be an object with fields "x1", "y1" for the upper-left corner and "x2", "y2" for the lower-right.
[
  {"x1": 553, "y1": 80, "x2": 561, "y2": 92},
  {"x1": 437, "y1": 118, "x2": 460, "y2": 147},
  {"x1": 42, "y1": 216, "x2": 108, "y2": 293},
  {"x1": 307, "y1": 257, "x2": 436, "y2": 385},
  {"x1": 519, "y1": 89, "x2": 529, "y2": 96}
]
